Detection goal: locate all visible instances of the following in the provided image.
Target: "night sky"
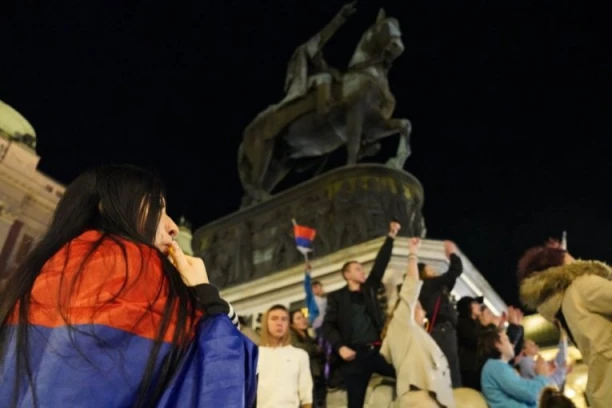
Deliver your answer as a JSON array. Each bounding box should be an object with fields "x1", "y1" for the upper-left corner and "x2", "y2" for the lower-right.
[{"x1": 1, "y1": 1, "x2": 610, "y2": 305}]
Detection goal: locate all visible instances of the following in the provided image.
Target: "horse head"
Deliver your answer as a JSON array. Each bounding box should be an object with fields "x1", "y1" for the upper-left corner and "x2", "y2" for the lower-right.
[{"x1": 349, "y1": 9, "x2": 404, "y2": 69}]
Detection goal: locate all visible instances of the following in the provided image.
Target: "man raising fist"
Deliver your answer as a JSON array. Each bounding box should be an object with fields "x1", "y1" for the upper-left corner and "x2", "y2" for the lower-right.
[{"x1": 322, "y1": 221, "x2": 399, "y2": 408}]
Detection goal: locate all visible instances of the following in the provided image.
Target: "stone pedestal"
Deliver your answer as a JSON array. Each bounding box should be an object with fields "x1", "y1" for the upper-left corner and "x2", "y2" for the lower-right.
[{"x1": 192, "y1": 164, "x2": 426, "y2": 289}]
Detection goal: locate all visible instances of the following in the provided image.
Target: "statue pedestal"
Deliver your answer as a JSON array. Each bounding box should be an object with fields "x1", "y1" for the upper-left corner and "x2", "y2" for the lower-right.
[{"x1": 193, "y1": 164, "x2": 426, "y2": 288}]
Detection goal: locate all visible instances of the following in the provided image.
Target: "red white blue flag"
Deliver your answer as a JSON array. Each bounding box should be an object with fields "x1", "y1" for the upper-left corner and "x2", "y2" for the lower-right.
[{"x1": 293, "y1": 221, "x2": 316, "y2": 256}]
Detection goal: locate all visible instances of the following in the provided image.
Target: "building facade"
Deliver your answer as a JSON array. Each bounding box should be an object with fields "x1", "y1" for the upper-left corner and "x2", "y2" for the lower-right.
[{"x1": 0, "y1": 100, "x2": 64, "y2": 277}]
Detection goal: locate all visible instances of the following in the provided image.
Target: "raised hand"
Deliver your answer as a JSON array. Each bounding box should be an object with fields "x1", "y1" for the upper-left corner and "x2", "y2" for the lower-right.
[
  {"x1": 535, "y1": 355, "x2": 552, "y2": 376},
  {"x1": 340, "y1": 1, "x2": 357, "y2": 18},
  {"x1": 389, "y1": 221, "x2": 401, "y2": 238},
  {"x1": 443, "y1": 240, "x2": 457, "y2": 258},
  {"x1": 409, "y1": 237, "x2": 420, "y2": 253},
  {"x1": 507, "y1": 306, "x2": 524, "y2": 325}
]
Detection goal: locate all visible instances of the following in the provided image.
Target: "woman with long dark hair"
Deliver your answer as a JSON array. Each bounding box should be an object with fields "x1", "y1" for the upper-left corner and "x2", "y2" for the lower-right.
[
  {"x1": 290, "y1": 309, "x2": 326, "y2": 407},
  {"x1": 0, "y1": 164, "x2": 257, "y2": 407}
]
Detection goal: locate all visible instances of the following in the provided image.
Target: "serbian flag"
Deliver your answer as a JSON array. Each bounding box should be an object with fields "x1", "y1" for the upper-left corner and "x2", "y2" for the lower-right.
[
  {"x1": 293, "y1": 221, "x2": 316, "y2": 256},
  {"x1": 0, "y1": 231, "x2": 258, "y2": 408}
]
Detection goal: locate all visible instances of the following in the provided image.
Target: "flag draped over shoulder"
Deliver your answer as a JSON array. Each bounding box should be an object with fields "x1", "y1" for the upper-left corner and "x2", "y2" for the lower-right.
[
  {"x1": 293, "y1": 223, "x2": 316, "y2": 256},
  {"x1": 0, "y1": 231, "x2": 258, "y2": 408}
]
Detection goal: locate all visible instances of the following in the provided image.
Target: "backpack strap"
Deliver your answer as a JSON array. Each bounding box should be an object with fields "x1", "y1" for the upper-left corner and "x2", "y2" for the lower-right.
[{"x1": 427, "y1": 295, "x2": 442, "y2": 333}]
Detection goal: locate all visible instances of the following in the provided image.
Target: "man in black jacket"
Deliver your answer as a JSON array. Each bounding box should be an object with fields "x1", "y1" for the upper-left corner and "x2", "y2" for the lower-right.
[
  {"x1": 322, "y1": 221, "x2": 399, "y2": 408},
  {"x1": 418, "y1": 240, "x2": 463, "y2": 387}
]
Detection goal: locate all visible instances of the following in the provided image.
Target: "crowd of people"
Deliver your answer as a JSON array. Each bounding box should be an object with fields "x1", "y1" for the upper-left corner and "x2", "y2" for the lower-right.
[
  {"x1": 259, "y1": 225, "x2": 582, "y2": 408},
  {"x1": 0, "y1": 164, "x2": 610, "y2": 408}
]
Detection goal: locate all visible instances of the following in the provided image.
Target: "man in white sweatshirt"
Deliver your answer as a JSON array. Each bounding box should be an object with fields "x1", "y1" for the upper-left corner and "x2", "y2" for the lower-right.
[{"x1": 257, "y1": 304, "x2": 314, "y2": 408}]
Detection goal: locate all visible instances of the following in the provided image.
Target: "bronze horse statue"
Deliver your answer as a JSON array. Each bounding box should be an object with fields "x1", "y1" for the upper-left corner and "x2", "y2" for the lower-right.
[{"x1": 239, "y1": 9, "x2": 412, "y2": 206}]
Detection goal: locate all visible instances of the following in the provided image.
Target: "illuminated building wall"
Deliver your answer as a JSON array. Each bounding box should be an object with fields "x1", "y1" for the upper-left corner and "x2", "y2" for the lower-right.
[{"x1": 0, "y1": 100, "x2": 64, "y2": 277}]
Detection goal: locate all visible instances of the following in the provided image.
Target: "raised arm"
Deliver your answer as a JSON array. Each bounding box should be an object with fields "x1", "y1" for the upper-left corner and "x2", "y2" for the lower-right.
[
  {"x1": 424, "y1": 241, "x2": 463, "y2": 292},
  {"x1": 318, "y1": 2, "x2": 356, "y2": 46},
  {"x1": 303, "y1": 263, "x2": 320, "y2": 325},
  {"x1": 398, "y1": 238, "x2": 421, "y2": 303},
  {"x1": 548, "y1": 327, "x2": 569, "y2": 387},
  {"x1": 366, "y1": 221, "x2": 400, "y2": 287},
  {"x1": 393, "y1": 238, "x2": 423, "y2": 323}
]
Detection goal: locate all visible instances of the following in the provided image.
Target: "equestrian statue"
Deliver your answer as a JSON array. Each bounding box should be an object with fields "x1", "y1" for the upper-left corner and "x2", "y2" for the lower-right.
[{"x1": 238, "y1": 5, "x2": 412, "y2": 206}]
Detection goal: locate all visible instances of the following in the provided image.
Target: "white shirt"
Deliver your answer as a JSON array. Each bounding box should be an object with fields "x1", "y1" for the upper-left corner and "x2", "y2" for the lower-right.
[{"x1": 257, "y1": 345, "x2": 313, "y2": 408}]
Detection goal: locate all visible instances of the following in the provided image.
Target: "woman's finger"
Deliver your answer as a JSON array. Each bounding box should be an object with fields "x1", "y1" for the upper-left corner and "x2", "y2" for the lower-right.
[{"x1": 169, "y1": 241, "x2": 189, "y2": 272}]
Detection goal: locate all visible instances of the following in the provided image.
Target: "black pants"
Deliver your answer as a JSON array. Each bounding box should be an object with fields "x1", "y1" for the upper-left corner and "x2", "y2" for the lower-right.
[
  {"x1": 313, "y1": 376, "x2": 327, "y2": 408},
  {"x1": 340, "y1": 346, "x2": 395, "y2": 408},
  {"x1": 460, "y1": 368, "x2": 481, "y2": 391},
  {"x1": 430, "y1": 322, "x2": 462, "y2": 388}
]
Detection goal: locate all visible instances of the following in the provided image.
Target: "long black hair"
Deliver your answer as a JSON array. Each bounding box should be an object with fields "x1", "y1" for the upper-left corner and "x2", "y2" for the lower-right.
[{"x1": 0, "y1": 164, "x2": 198, "y2": 407}]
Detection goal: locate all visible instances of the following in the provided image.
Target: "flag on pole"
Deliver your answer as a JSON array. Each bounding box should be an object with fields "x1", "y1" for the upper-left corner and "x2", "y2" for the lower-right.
[{"x1": 292, "y1": 219, "x2": 316, "y2": 256}]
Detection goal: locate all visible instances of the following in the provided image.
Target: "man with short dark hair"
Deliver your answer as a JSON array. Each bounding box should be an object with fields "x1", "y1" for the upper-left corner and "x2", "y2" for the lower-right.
[{"x1": 322, "y1": 221, "x2": 400, "y2": 408}]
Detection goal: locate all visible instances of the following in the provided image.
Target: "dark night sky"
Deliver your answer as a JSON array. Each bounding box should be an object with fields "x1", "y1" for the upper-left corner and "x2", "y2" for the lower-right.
[{"x1": 1, "y1": 1, "x2": 610, "y2": 305}]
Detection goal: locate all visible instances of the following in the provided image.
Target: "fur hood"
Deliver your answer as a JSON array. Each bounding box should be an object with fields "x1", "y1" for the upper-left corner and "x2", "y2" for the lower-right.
[{"x1": 520, "y1": 260, "x2": 612, "y2": 310}]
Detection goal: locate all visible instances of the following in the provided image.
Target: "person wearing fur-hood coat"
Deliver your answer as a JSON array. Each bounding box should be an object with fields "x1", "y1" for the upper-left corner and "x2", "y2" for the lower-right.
[{"x1": 518, "y1": 243, "x2": 612, "y2": 408}]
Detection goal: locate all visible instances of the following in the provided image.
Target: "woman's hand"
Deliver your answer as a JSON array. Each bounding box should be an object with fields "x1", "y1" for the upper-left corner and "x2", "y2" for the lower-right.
[
  {"x1": 168, "y1": 241, "x2": 209, "y2": 286},
  {"x1": 408, "y1": 237, "x2": 421, "y2": 254}
]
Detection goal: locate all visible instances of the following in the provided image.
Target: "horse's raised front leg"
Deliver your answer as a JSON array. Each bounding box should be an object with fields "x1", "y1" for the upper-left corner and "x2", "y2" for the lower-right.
[
  {"x1": 364, "y1": 118, "x2": 412, "y2": 169},
  {"x1": 345, "y1": 104, "x2": 364, "y2": 165},
  {"x1": 250, "y1": 138, "x2": 275, "y2": 195}
]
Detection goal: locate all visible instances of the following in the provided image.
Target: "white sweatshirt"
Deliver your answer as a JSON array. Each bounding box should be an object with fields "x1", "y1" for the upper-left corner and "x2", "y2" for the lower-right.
[{"x1": 257, "y1": 345, "x2": 313, "y2": 408}]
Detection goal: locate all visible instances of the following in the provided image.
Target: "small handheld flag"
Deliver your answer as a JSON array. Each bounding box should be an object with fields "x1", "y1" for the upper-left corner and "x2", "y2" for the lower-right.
[{"x1": 292, "y1": 219, "x2": 316, "y2": 259}]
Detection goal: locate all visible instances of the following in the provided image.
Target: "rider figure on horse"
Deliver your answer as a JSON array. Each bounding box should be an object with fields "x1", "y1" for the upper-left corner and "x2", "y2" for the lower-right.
[{"x1": 283, "y1": 2, "x2": 356, "y2": 114}]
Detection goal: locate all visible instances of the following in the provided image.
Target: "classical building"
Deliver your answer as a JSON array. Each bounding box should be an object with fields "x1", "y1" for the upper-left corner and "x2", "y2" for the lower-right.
[{"x1": 0, "y1": 100, "x2": 65, "y2": 276}]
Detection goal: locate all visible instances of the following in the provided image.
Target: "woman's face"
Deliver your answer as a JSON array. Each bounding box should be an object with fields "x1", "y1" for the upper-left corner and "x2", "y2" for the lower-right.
[
  {"x1": 291, "y1": 310, "x2": 309, "y2": 331},
  {"x1": 154, "y1": 206, "x2": 178, "y2": 253},
  {"x1": 479, "y1": 307, "x2": 496, "y2": 326},
  {"x1": 414, "y1": 301, "x2": 426, "y2": 326},
  {"x1": 470, "y1": 302, "x2": 483, "y2": 319}
]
